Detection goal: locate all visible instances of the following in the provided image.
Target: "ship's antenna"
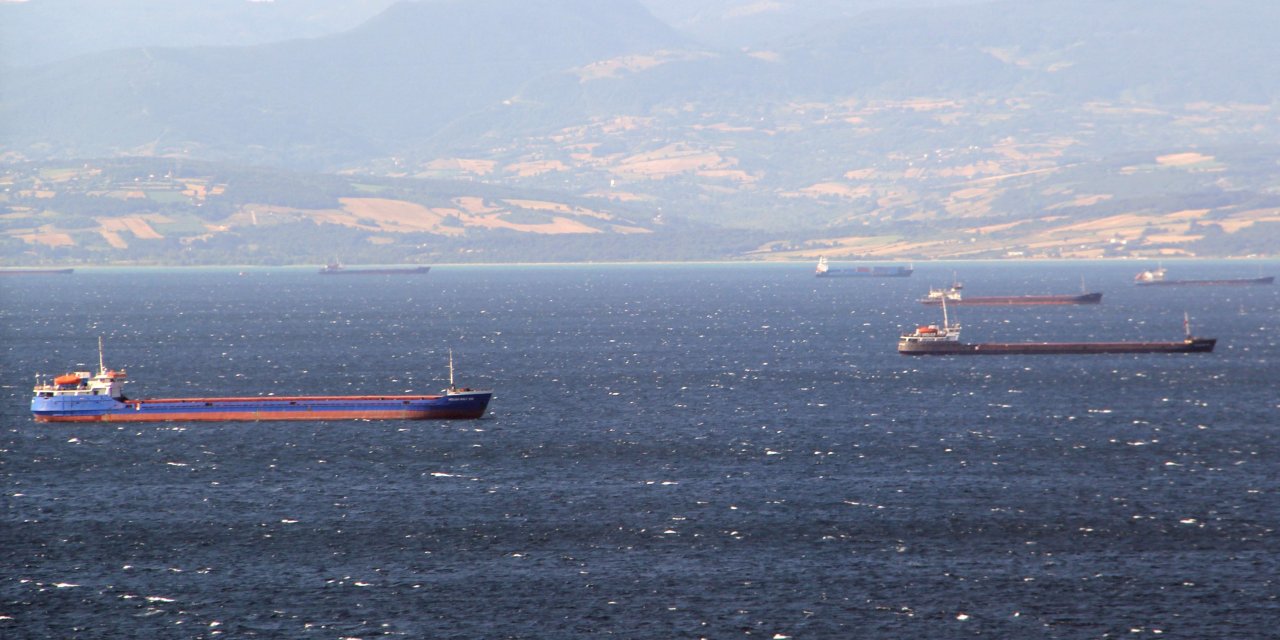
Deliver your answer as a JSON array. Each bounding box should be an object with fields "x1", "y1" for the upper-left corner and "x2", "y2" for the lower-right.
[{"x1": 98, "y1": 336, "x2": 105, "y2": 374}]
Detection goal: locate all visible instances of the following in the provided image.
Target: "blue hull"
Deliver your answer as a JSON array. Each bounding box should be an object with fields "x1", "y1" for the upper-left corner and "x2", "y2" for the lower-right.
[{"x1": 32, "y1": 392, "x2": 491, "y2": 422}]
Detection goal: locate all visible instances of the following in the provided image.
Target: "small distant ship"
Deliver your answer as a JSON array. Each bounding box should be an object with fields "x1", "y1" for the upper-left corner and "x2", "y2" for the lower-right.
[
  {"x1": 920, "y1": 282, "x2": 1102, "y2": 306},
  {"x1": 0, "y1": 268, "x2": 74, "y2": 275},
  {"x1": 815, "y1": 256, "x2": 912, "y2": 278},
  {"x1": 898, "y1": 301, "x2": 1215, "y2": 355},
  {"x1": 31, "y1": 339, "x2": 490, "y2": 422},
  {"x1": 319, "y1": 262, "x2": 431, "y2": 275},
  {"x1": 1134, "y1": 266, "x2": 1273, "y2": 287}
]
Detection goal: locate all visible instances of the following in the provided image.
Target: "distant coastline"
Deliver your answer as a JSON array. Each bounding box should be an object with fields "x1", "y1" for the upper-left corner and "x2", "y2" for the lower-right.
[{"x1": 3, "y1": 256, "x2": 1276, "y2": 271}]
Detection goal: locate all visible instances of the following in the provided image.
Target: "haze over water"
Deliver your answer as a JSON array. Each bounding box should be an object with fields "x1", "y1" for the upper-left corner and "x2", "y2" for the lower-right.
[{"x1": 2, "y1": 261, "x2": 1278, "y2": 637}]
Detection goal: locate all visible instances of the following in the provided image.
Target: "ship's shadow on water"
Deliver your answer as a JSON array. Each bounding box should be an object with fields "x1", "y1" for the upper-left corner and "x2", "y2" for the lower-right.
[{"x1": 2, "y1": 262, "x2": 1278, "y2": 637}]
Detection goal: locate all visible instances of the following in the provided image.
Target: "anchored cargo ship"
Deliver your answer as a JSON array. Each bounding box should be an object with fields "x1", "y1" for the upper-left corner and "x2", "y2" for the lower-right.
[
  {"x1": 0, "y1": 268, "x2": 74, "y2": 275},
  {"x1": 319, "y1": 262, "x2": 431, "y2": 275},
  {"x1": 898, "y1": 302, "x2": 1215, "y2": 355},
  {"x1": 815, "y1": 257, "x2": 912, "y2": 278},
  {"x1": 31, "y1": 341, "x2": 489, "y2": 422},
  {"x1": 1134, "y1": 267, "x2": 1272, "y2": 286},
  {"x1": 920, "y1": 283, "x2": 1102, "y2": 306}
]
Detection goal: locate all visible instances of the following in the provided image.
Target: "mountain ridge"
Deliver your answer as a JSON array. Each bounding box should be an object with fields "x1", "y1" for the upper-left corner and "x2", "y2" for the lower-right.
[{"x1": 3, "y1": 0, "x2": 1279, "y2": 262}]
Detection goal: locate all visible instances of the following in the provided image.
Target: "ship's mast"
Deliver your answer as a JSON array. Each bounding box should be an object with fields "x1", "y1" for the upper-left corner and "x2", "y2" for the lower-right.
[
  {"x1": 941, "y1": 294, "x2": 950, "y2": 329},
  {"x1": 1184, "y1": 312, "x2": 1191, "y2": 339},
  {"x1": 98, "y1": 336, "x2": 105, "y2": 375},
  {"x1": 448, "y1": 349, "x2": 455, "y2": 389}
]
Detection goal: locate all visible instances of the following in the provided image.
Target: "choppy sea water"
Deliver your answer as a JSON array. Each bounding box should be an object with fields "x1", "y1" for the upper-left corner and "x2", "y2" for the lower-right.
[{"x1": 1, "y1": 261, "x2": 1277, "y2": 638}]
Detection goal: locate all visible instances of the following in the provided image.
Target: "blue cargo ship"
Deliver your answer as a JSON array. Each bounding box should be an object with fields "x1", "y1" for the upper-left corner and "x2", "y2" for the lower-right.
[{"x1": 31, "y1": 341, "x2": 490, "y2": 423}]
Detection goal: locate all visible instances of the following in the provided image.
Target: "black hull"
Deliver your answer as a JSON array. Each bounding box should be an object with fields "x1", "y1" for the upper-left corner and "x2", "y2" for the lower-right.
[
  {"x1": 922, "y1": 293, "x2": 1102, "y2": 306},
  {"x1": 899, "y1": 338, "x2": 1216, "y2": 355},
  {"x1": 0, "y1": 268, "x2": 74, "y2": 275},
  {"x1": 1136, "y1": 277, "x2": 1272, "y2": 286},
  {"x1": 320, "y1": 267, "x2": 431, "y2": 275},
  {"x1": 817, "y1": 271, "x2": 913, "y2": 278}
]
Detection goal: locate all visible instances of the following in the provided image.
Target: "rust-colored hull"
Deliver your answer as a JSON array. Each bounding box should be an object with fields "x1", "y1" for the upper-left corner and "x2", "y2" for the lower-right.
[
  {"x1": 922, "y1": 292, "x2": 1103, "y2": 306},
  {"x1": 899, "y1": 338, "x2": 1216, "y2": 355}
]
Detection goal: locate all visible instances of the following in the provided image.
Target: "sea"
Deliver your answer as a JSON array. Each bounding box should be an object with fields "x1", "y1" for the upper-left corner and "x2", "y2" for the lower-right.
[{"x1": 2, "y1": 261, "x2": 1277, "y2": 638}]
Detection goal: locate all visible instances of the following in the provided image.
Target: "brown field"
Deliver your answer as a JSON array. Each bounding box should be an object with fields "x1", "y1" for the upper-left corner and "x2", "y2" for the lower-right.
[
  {"x1": 503, "y1": 199, "x2": 613, "y2": 220},
  {"x1": 336, "y1": 198, "x2": 464, "y2": 236},
  {"x1": 608, "y1": 224, "x2": 652, "y2": 235},
  {"x1": 1047, "y1": 194, "x2": 1113, "y2": 209},
  {"x1": 1084, "y1": 102, "x2": 1169, "y2": 117},
  {"x1": 263, "y1": 197, "x2": 628, "y2": 236},
  {"x1": 466, "y1": 215, "x2": 601, "y2": 235},
  {"x1": 943, "y1": 195, "x2": 995, "y2": 218},
  {"x1": 584, "y1": 190, "x2": 652, "y2": 203},
  {"x1": 595, "y1": 116, "x2": 653, "y2": 135},
  {"x1": 504, "y1": 160, "x2": 567, "y2": 177},
  {"x1": 454, "y1": 197, "x2": 499, "y2": 215},
  {"x1": 611, "y1": 144, "x2": 727, "y2": 179},
  {"x1": 697, "y1": 168, "x2": 757, "y2": 183},
  {"x1": 968, "y1": 166, "x2": 1061, "y2": 184},
  {"x1": 965, "y1": 220, "x2": 1028, "y2": 234},
  {"x1": 949, "y1": 187, "x2": 990, "y2": 200},
  {"x1": 792, "y1": 182, "x2": 871, "y2": 199},
  {"x1": 1052, "y1": 213, "x2": 1152, "y2": 233},
  {"x1": 97, "y1": 216, "x2": 165, "y2": 241},
  {"x1": 1217, "y1": 209, "x2": 1280, "y2": 232},
  {"x1": 900, "y1": 98, "x2": 963, "y2": 112},
  {"x1": 1144, "y1": 233, "x2": 1202, "y2": 244},
  {"x1": 1167, "y1": 209, "x2": 1211, "y2": 220},
  {"x1": 100, "y1": 230, "x2": 127, "y2": 248},
  {"x1": 874, "y1": 188, "x2": 919, "y2": 210},
  {"x1": 937, "y1": 161, "x2": 1005, "y2": 179},
  {"x1": 1157, "y1": 152, "x2": 1213, "y2": 166},
  {"x1": 696, "y1": 123, "x2": 758, "y2": 133},
  {"x1": 420, "y1": 158, "x2": 495, "y2": 176},
  {"x1": 18, "y1": 231, "x2": 75, "y2": 247}
]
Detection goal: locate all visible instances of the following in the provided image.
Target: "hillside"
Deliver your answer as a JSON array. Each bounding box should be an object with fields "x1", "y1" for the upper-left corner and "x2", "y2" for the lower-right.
[
  {"x1": 0, "y1": 0, "x2": 399, "y2": 67},
  {"x1": 3, "y1": 0, "x2": 1279, "y2": 263},
  {"x1": 5, "y1": 152, "x2": 1277, "y2": 265},
  {"x1": 0, "y1": 159, "x2": 764, "y2": 265},
  {"x1": 1, "y1": 0, "x2": 688, "y2": 165}
]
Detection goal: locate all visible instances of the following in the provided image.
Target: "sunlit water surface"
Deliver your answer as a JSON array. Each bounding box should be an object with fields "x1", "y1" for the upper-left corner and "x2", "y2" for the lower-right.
[{"x1": 2, "y1": 262, "x2": 1277, "y2": 637}]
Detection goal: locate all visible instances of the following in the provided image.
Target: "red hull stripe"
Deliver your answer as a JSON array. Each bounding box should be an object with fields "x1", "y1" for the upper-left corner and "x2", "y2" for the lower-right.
[{"x1": 34, "y1": 409, "x2": 486, "y2": 423}]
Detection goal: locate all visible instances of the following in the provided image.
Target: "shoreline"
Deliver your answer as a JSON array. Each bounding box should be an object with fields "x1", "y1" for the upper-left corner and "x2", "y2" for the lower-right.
[{"x1": 3, "y1": 256, "x2": 1277, "y2": 271}]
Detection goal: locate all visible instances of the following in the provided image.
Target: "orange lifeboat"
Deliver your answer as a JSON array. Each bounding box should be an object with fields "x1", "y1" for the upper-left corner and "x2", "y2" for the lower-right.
[
  {"x1": 54, "y1": 373, "x2": 81, "y2": 385},
  {"x1": 917, "y1": 326, "x2": 938, "y2": 335}
]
